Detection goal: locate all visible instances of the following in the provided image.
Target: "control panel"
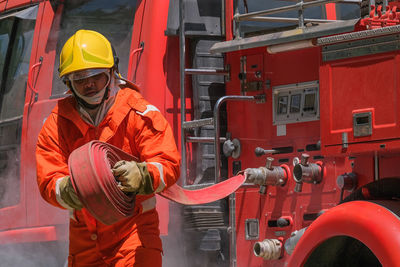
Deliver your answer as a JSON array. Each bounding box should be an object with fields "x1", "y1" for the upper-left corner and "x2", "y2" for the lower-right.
[{"x1": 273, "y1": 81, "x2": 319, "y2": 125}]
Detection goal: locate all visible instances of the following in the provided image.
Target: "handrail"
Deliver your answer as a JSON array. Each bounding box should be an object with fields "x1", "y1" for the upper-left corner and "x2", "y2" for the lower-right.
[
  {"x1": 0, "y1": 115, "x2": 23, "y2": 126},
  {"x1": 129, "y1": 42, "x2": 144, "y2": 67},
  {"x1": 213, "y1": 94, "x2": 265, "y2": 182},
  {"x1": 185, "y1": 68, "x2": 229, "y2": 75},
  {"x1": 128, "y1": 42, "x2": 144, "y2": 81},
  {"x1": 240, "y1": 16, "x2": 340, "y2": 24},
  {"x1": 182, "y1": 117, "x2": 213, "y2": 129},
  {"x1": 233, "y1": 0, "x2": 361, "y2": 38},
  {"x1": 27, "y1": 56, "x2": 42, "y2": 95},
  {"x1": 179, "y1": 0, "x2": 187, "y2": 185},
  {"x1": 186, "y1": 136, "x2": 227, "y2": 144},
  {"x1": 234, "y1": 0, "x2": 359, "y2": 21}
]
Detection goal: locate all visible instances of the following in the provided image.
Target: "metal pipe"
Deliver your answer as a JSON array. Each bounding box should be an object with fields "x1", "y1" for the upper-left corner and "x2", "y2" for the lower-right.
[
  {"x1": 241, "y1": 16, "x2": 339, "y2": 23},
  {"x1": 179, "y1": 0, "x2": 187, "y2": 185},
  {"x1": 382, "y1": 0, "x2": 388, "y2": 14},
  {"x1": 182, "y1": 117, "x2": 213, "y2": 129},
  {"x1": 185, "y1": 68, "x2": 229, "y2": 76},
  {"x1": 255, "y1": 147, "x2": 278, "y2": 157},
  {"x1": 229, "y1": 193, "x2": 237, "y2": 267},
  {"x1": 234, "y1": 0, "x2": 352, "y2": 21},
  {"x1": 234, "y1": 0, "x2": 240, "y2": 39},
  {"x1": 0, "y1": 115, "x2": 22, "y2": 125},
  {"x1": 186, "y1": 136, "x2": 227, "y2": 144},
  {"x1": 374, "y1": 151, "x2": 379, "y2": 181},
  {"x1": 221, "y1": 0, "x2": 225, "y2": 37},
  {"x1": 213, "y1": 95, "x2": 264, "y2": 182},
  {"x1": 298, "y1": 0, "x2": 304, "y2": 28}
]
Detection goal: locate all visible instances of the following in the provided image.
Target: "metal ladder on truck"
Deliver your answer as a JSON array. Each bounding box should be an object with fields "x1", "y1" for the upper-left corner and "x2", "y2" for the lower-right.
[
  {"x1": 178, "y1": 1, "x2": 263, "y2": 188},
  {"x1": 176, "y1": 1, "x2": 265, "y2": 266}
]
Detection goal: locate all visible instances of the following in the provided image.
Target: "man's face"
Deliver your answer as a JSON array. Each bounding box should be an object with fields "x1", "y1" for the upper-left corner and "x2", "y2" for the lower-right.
[{"x1": 71, "y1": 72, "x2": 109, "y2": 97}]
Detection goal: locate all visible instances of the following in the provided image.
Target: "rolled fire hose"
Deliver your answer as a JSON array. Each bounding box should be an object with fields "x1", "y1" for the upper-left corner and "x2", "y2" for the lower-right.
[{"x1": 68, "y1": 141, "x2": 245, "y2": 225}]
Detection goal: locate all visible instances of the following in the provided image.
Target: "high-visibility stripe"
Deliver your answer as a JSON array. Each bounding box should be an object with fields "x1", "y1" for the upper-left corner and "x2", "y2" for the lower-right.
[
  {"x1": 136, "y1": 104, "x2": 159, "y2": 116},
  {"x1": 141, "y1": 196, "x2": 156, "y2": 213},
  {"x1": 147, "y1": 162, "x2": 166, "y2": 192}
]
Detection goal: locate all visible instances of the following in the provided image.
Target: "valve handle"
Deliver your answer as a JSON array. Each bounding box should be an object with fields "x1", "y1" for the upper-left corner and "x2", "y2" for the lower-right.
[
  {"x1": 255, "y1": 147, "x2": 277, "y2": 157},
  {"x1": 300, "y1": 153, "x2": 310, "y2": 165},
  {"x1": 266, "y1": 157, "x2": 274, "y2": 169}
]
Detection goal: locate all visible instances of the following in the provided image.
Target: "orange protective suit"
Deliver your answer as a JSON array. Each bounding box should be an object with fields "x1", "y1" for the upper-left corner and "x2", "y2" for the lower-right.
[{"x1": 36, "y1": 87, "x2": 180, "y2": 266}]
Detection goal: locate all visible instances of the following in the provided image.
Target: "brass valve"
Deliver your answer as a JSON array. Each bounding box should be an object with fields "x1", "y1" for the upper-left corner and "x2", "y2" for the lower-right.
[
  {"x1": 293, "y1": 154, "x2": 323, "y2": 193},
  {"x1": 253, "y1": 239, "x2": 282, "y2": 260},
  {"x1": 245, "y1": 157, "x2": 289, "y2": 194}
]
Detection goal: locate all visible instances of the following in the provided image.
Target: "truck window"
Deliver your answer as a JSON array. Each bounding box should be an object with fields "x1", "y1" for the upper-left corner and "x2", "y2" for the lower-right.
[
  {"x1": 51, "y1": 0, "x2": 137, "y2": 96},
  {"x1": 237, "y1": 1, "x2": 359, "y2": 37},
  {"x1": 0, "y1": 9, "x2": 37, "y2": 209}
]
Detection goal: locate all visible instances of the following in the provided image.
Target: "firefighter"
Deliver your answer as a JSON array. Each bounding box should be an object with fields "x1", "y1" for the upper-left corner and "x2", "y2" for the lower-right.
[{"x1": 36, "y1": 30, "x2": 180, "y2": 266}]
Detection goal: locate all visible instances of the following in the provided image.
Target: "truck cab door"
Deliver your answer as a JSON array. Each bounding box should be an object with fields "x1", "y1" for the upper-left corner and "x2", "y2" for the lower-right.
[
  {"x1": 0, "y1": 0, "x2": 140, "y2": 244},
  {"x1": 0, "y1": 5, "x2": 39, "y2": 231}
]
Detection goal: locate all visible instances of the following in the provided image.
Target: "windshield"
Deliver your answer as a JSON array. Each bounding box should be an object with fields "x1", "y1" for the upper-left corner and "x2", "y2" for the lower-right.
[
  {"x1": 237, "y1": 1, "x2": 360, "y2": 37},
  {"x1": 51, "y1": 0, "x2": 137, "y2": 96}
]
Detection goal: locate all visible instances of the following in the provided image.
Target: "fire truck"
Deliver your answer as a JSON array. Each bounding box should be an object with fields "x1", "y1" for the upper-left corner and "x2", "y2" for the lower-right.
[{"x1": 0, "y1": 0, "x2": 399, "y2": 266}]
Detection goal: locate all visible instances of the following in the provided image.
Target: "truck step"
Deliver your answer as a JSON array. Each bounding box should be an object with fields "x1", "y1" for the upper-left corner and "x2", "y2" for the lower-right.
[{"x1": 182, "y1": 118, "x2": 214, "y2": 129}]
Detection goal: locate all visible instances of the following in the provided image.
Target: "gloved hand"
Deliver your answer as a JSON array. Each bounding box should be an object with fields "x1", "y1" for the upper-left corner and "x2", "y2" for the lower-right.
[
  {"x1": 112, "y1": 160, "x2": 154, "y2": 195},
  {"x1": 59, "y1": 176, "x2": 83, "y2": 210}
]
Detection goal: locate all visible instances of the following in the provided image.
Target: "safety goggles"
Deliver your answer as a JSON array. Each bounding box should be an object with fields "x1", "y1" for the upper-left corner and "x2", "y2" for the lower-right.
[{"x1": 67, "y1": 68, "x2": 109, "y2": 81}]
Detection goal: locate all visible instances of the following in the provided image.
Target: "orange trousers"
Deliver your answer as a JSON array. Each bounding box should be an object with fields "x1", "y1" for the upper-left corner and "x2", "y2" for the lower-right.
[
  {"x1": 68, "y1": 246, "x2": 161, "y2": 267},
  {"x1": 68, "y1": 209, "x2": 162, "y2": 267}
]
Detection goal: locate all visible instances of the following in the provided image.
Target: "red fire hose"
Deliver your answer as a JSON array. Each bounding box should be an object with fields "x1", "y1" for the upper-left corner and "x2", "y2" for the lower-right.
[{"x1": 68, "y1": 141, "x2": 245, "y2": 225}]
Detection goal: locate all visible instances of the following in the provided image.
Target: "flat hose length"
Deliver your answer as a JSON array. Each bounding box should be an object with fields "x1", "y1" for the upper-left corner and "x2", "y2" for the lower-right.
[{"x1": 68, "y1": 141, "x2": 245, "y2": 225}]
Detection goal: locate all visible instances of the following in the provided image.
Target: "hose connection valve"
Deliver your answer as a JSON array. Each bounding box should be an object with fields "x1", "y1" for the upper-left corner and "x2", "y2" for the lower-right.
[
  {"x1": 284, "y1": 227, "x2": 307, "y2": 255},
  {"x1": 293, "y1": 154, "x2": 323, "y2": 193},
  {"x1": 253, "y1": 238, "x2": 282, "y2": 260},
  {"x1": 244, "y1": 157, "x2": 290, "y2": 194}
]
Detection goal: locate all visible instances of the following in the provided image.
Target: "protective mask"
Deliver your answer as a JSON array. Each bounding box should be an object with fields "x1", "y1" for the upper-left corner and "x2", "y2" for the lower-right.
[
  {"x1": 70, "y1": 70, "x2": 111, "y2": 105},
  {"x1": 73, "y1": 84, "x2": 107, "y2": 105}
]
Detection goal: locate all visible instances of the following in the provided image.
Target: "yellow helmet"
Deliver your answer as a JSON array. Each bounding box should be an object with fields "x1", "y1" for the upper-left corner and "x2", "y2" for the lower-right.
[{"x1": 59, "y1": 30, "x2": 114, "y2": 78}]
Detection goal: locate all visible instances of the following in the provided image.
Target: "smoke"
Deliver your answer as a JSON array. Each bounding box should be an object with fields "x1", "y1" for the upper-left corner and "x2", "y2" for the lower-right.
[
  {"x1": 162, "y1": 200, "x2": 229, "y2": 267},
  {"x1": 0, "y1": 149, "x2": 20, "y2": 209},
  {"x1": 162, "y1": 202, "x2": 187, "y2": 267},
  {"x1": 0, "y1": 242, "x2": 68, "y2": 267},
  {"x1": 0, "y1": 149, "x2": 69, "y2": 267}
]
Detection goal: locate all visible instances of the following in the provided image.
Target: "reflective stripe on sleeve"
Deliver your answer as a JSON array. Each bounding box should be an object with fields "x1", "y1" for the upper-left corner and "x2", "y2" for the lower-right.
[
  {"x1": 136, "y1": 105, "x2": 160, "y2": 116},
  {"x1": 147, "y1": 162, "x2": 166, "y2": 193},
  {"x1": 141, "y1": 196, "x2": 156, "y2": 213}
]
